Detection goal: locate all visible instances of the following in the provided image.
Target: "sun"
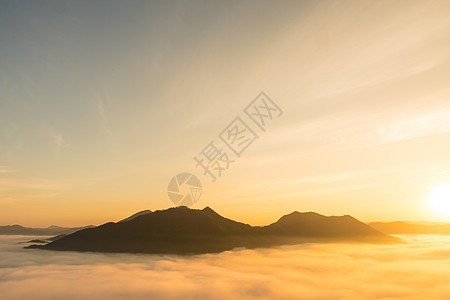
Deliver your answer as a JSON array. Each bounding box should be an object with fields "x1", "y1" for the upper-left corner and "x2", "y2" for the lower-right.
[{"x1": 427, "y1": 184, "x2": 450, "y2": 217}]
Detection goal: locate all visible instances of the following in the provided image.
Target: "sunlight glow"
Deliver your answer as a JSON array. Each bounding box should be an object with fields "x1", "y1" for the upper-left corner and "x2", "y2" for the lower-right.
[{"x1": 427, "y1": 184, "x2": 450, "y2": 217}]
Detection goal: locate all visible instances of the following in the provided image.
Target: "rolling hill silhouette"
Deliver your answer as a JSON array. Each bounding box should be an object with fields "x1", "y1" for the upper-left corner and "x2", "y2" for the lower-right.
[
  {"x1": 27, "y1": 207, "x2": 398, "y2": 254},
  {"x1": 265, "y1": 211, "x2": 386, "y2": 237},
  {"x1": 118, "y1": 209, "x2": 152, "y2": 222},
  {"x1": 369, "y1": 221, "x2": 450, "y2": 234},
  {"x1": 0, "y1": 224, "x2": 94, "y2": 236}
]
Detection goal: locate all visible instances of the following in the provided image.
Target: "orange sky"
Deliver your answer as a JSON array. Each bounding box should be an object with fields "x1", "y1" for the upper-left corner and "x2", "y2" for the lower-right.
[{"x1": 1, "y1": 0, "x2": 449, "y2": 227}]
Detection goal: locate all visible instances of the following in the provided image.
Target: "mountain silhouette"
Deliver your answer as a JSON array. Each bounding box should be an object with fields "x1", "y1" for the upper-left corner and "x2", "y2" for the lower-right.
[
  {"x1": 119, "y1": 210, "x2": 152, "y2": 222},
  {"x1": 264, "y1": 211, "x2": 392, "y2": 238},
  {"x1": 369, "y1": 221, "x2": 450, "y2": 234},
  {"x1": 0, "y1": 224, "x2": 94, "y2": 236},
  {"x1": 27, "y1": 207, "x2": 398, "y2": 254}
]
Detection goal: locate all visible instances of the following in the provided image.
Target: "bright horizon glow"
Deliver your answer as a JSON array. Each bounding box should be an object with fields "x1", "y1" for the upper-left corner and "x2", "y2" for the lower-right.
[{"x1": 427, "y1": 184, "x2": 450, "y2": 217}]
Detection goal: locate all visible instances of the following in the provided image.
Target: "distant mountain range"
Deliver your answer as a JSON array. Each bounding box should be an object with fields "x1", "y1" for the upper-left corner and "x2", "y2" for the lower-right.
[
  {"x1": 0, "y1": 211, "x2": 151, "y2": 237},
  {"x1": 26, "y1": 207, "x2": 399, "y2": 254},
  {"x1": 369, "y1": 221, "x2": 450, "y2": 234},
  {"x1": 0, "y1": 224, "x2": 94, "y2": 236}
]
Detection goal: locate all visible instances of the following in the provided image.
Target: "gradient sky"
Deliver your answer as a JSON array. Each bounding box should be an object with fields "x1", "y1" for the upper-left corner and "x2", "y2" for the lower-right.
[{"x1": 1, "y1": 0, "x2": 450, "y2": 227}]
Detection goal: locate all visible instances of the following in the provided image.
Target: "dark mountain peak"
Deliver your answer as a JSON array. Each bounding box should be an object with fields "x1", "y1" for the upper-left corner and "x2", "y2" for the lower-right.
[
  {"x1": 278, "y1": 211, "x2": 358, "y2": 223},
  {"x1": 174, "y1": 205, "x2": 190, "y2": 209},
  {"x1": 48, "y1": 225, "x2": 63, "y2": 229},
  {"x1": 30, "y1": 207, "x2": 398, "y2": 255},
  {"x1": 289, "y1": 211, "x2": 322, "y2": 217},
  {"x1": 275, "y1": 211, "x2": 324, "y2": 224},
  {"x1": 152, "y1": 206, "x2": 227, "y2": 222},
  {"x1": 155, "y1": 206, "x2": 202, "y2": 216},
  {"x1": 7, "y1": 225, "x2": 23, "y2": 228},
  {"x1": 119, "y1": 209, "x2": 152, "y2": 223},
  {"x1": 201, "y1": 206, "x2": 221, "y2": 216},
  {"x1": 266, "y1": 210, "x2": 386, "y2": 238},
  {"x1": 338, "y1": 214, "x2": 358, "y2": 221},
  {"x1": 152, "y1": 206, "x2": 193, "y2": 215}
]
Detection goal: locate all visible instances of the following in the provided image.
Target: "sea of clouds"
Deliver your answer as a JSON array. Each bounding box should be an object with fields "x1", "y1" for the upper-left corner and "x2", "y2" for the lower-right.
[{"x1": 1, "y1": 235, "x2": 450, "y2": 299}]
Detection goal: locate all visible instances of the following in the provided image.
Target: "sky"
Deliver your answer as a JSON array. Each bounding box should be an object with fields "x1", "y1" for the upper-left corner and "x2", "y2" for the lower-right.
[{"x1": 1, "y1": 0, "x2": 450, "y2": 227}]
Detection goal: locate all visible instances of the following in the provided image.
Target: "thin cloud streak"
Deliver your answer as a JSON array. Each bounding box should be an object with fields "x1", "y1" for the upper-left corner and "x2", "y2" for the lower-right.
[
  {"x1": 46, "y1": 128, "x2": 69, "y2": 160},
  {"x1": 0, "y1": 177, "x2": 68, "y2": 203},
  {"x1": 97, "y1": 92, "x2": 113, "y2": 136},
  {"x1": 0, "y1": 166, "x2": 13, "y2": 174}
]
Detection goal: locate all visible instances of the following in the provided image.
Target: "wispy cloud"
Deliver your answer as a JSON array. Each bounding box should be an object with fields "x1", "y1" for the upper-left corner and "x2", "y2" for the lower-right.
[
  {"x1": 0, "y1": 166, "x2": 13, "y2": 174},
  {"x1": 368, "y1": 107, "x2": 450, "y2": 145},
  {"x1": 0, "y1": 197, "x2": 15, "y2": 204},
  {"x1": 47, "y1": 128, "x2": 69, "y2": 160},
  {"x1": 98, "y1": 92, "x2": 113, "y2": 136},
  {"x1": 0, "y1": 177, "x2": 68, "y2": 202},
  {"x1": 265, "y1": 102, "x2": 450, "y2": 154}
]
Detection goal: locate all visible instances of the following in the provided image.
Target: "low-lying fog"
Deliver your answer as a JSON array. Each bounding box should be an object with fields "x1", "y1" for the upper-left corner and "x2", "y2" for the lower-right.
[{"x1": 1, "y1": 235, "x2": 449, "y2": 299}]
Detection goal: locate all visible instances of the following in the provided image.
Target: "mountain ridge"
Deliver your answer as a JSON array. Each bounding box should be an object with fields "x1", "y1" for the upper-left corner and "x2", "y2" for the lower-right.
[
  {"x1": 0, "y1": 224, "x2": 94, "y2": 236},
  {"x1": 26, "y1": 207, "x2": 399, "y2": 254},
  {"x1": 119, "y1": 210, "x2": 152, "y2": 223},
  {"x1": 369, "y1": 221, "x2": 450, "y2": 234}
]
